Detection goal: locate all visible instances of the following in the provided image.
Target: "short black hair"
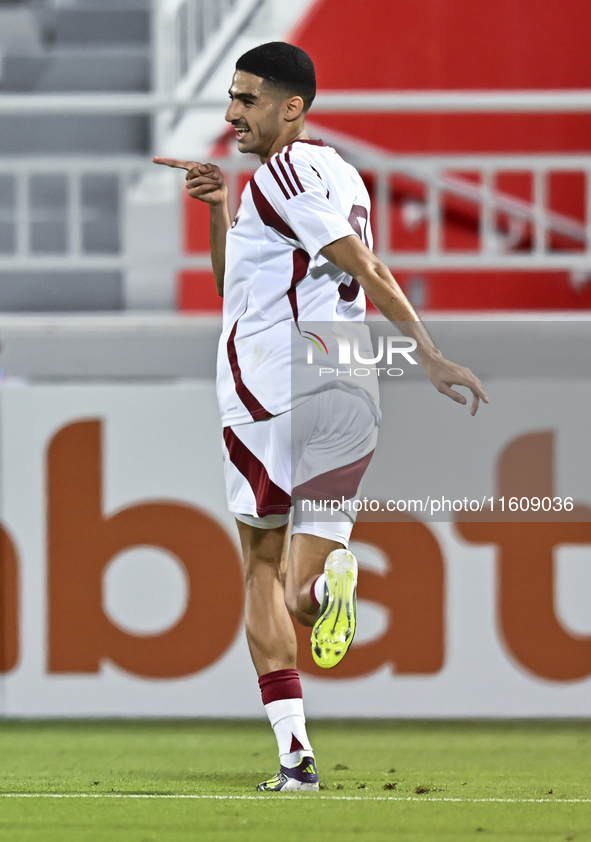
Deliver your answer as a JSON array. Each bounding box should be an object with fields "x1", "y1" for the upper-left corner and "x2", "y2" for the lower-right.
[{"x1": 235, "y1": 42, "x2": 316, "y2": 112}]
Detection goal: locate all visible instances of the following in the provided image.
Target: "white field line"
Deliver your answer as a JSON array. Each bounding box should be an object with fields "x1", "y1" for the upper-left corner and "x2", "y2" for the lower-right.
[{"x1": 0, "y1": 793, "x2": 590, "y2": 804}]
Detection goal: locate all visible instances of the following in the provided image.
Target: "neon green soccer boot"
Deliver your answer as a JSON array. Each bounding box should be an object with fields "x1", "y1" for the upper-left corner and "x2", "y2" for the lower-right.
[{"x1": 311, "y1": 549, "x2": 358, "y2": 668}]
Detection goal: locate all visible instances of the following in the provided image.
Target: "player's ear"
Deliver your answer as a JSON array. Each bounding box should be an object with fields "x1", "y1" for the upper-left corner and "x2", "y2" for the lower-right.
[{"x1": 284, "y1": 95, "x2": 305, "y2": 123}]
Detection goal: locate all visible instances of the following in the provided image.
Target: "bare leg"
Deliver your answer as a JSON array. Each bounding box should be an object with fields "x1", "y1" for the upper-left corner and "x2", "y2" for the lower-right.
[
  {"x1": 284, "y1": 533, "x2": 344, "y2": 627},
  {"x1": 237, "y1": 520, "x2": 321, "y2": 790},
  {"x1": 236, "y1": 519, "x2": 296, "y2": 676}
]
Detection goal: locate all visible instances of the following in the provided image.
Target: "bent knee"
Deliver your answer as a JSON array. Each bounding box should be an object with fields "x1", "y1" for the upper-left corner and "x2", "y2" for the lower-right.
[
  {"x1": 284, "y1": 589, "x2": 298, "y2": 617},
  {"x1": 284, "y1": 592, "x2": 315, "y2": 627}
]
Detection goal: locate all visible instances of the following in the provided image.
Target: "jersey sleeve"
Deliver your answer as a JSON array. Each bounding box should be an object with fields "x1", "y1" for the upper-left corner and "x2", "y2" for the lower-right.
[{"x1": 257, "y1": 149, "x2": 357, "y2": 258}]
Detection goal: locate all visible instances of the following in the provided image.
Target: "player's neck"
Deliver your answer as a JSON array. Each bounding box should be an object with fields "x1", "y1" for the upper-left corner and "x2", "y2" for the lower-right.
[{"x1": 259, "y1": 125, "x2": 309, "y2": 163}]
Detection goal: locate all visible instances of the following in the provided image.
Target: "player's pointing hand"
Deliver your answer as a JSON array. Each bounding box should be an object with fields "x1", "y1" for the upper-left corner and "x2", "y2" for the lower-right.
[
  {"x1": 152, "y1": 157, "x2": 227, "y2": 205},
  {"x1": 152, "y1": 157, "x2": 198, "y2": 171}
]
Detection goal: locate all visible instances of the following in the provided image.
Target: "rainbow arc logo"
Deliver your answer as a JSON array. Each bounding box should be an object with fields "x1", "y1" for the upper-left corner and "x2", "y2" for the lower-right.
[{"x1": 302, "y1": 331, "x2": 328, "y2": 355}]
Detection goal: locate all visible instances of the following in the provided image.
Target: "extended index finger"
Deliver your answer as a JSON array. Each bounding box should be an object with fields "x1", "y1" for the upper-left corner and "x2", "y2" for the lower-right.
[{"x1": 152, "y1": 157, "x2": 198, "y2": 171}]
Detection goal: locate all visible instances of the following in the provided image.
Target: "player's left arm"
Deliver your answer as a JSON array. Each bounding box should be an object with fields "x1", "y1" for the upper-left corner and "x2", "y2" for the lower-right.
[
  {"x1": 321, "y1": 234, "x2": 489, "y2": 415},
  {"x1": 153, "y1": 157, "x2": 229, "y2": 296}
]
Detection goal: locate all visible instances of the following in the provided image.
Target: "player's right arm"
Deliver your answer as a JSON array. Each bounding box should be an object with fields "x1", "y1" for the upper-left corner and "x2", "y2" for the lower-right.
[{"x1": 153, "y1": 158, "x2": 230, "y2": 296}]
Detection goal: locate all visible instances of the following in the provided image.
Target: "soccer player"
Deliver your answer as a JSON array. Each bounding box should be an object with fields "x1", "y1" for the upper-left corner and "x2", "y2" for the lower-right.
[{"x1": 154, "y1": 42, "x2": 487, "y2": 792}]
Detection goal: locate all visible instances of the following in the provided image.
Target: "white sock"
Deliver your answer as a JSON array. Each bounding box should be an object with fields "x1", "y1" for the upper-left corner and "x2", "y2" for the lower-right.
[
  {"x1": 264, "y1": 698, "x2": 314, "y2": 769},
  {"x1": 313, "y1": 573, "x2": 326, "y2": 607}
]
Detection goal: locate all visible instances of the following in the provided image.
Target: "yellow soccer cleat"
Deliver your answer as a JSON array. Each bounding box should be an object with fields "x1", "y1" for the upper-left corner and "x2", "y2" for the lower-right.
[
  {"x1": 256, "y1": 756, "x2": 319, "y2": 792},
  {"x1": 311, "y1": 549, "x2": 358, "y2": 668}
]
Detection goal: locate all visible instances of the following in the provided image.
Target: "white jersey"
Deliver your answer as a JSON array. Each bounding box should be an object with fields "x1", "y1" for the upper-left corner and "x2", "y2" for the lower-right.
[{"x1": 216, "y1": 139, "x2": 376, "y2": 427}]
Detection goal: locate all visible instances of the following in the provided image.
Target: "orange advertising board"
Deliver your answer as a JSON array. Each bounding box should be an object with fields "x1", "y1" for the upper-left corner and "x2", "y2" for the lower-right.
[{"x1": 0, "y1": 382, "x2": 590, "y2": 716}]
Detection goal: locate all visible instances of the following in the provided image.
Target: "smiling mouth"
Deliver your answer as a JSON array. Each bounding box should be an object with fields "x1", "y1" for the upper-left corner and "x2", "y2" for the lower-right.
[{"x1": 234, "y1": 126, "x2": 250, "y2": 140}]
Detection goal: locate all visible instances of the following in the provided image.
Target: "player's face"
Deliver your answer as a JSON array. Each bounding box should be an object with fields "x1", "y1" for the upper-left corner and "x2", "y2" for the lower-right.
[{"x1": 225, "y1": 71, "x2": 286, "y2": 160}]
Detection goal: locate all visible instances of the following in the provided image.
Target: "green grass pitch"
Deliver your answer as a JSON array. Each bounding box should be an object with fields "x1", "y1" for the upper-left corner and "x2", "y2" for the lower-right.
[{"x1": 0, "y1": 720, "x2": 589, "y2": 841}]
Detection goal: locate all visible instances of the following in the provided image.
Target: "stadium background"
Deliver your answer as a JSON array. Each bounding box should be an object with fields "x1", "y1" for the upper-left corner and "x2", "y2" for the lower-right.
[{"x1": 0, "y1": 0, "x2": 590, "y2": 719}]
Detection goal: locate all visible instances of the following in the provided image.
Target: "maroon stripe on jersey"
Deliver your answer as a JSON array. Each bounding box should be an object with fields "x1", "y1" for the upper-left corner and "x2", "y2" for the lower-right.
[
  {"x1": 348, "y1": 204, "x2": 370, "y2": 247},
  {"x1": 338, "y1": 278, "x2": 361, "y2": 302},
  {"x1": 250, "y1": 176, "x2": 297, "y2": 240},
  {"x1": 227, "y1": 318, "x2": 273, "y2": 421},
  {"x1": 287, "y1": 248, "x2": 310, "y2": 323},
  {"x1": 267, "y1": 158, "x2": 291, "y2": 200},
  {"x1": 276, "y1": 155, "x2": 298, "y2": 196},
  {"x1": 223, "y1": 427, "x2": 291, "y2": 517},
  {"x1": 310, "y1": 165, "x2": 329, "y2": 198},
  {"x1": 285, "y1": 146, "x2": 305, "y2": 193}
]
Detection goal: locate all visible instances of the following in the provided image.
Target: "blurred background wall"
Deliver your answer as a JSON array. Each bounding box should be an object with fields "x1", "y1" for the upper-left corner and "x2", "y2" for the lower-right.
[
  {"x1": 0, "y1": 0, "x2": 590, "y2": 314},
  {"x1": 0, "y1": 0, "x2": 590, "y2": 717}
]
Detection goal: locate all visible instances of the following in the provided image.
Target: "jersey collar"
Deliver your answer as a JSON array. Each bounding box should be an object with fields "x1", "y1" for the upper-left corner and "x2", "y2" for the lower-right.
[{"x1": 290, "y1": 139, "x2": 326, "y2": 146}]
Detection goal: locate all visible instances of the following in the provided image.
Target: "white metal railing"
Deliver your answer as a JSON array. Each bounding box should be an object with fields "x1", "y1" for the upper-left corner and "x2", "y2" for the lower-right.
[
  {"x1": 1, "y1": 154, "x2": 590, "y2": 275},
  {"x1": 152, "y1": 0, "x2": 264, "y2": 148},
  {"x1": 177, "y1": 154, "x2": 591, "y2": 272},
  {"x1": 0, "y1": 158, "x2": 146, "y2": 272},
  {"x1": 290, "y1": 90, "x2": 591, "y2": 113},
  {"x1": 2, "y1": 154, "x2": 591, "y2": 274},
  {"x1": 2, "y1": 90, "x2": 591, "y2": 115},
  {"x1": 0, "y1": 0, "x2": 588, "y2": 303}
]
